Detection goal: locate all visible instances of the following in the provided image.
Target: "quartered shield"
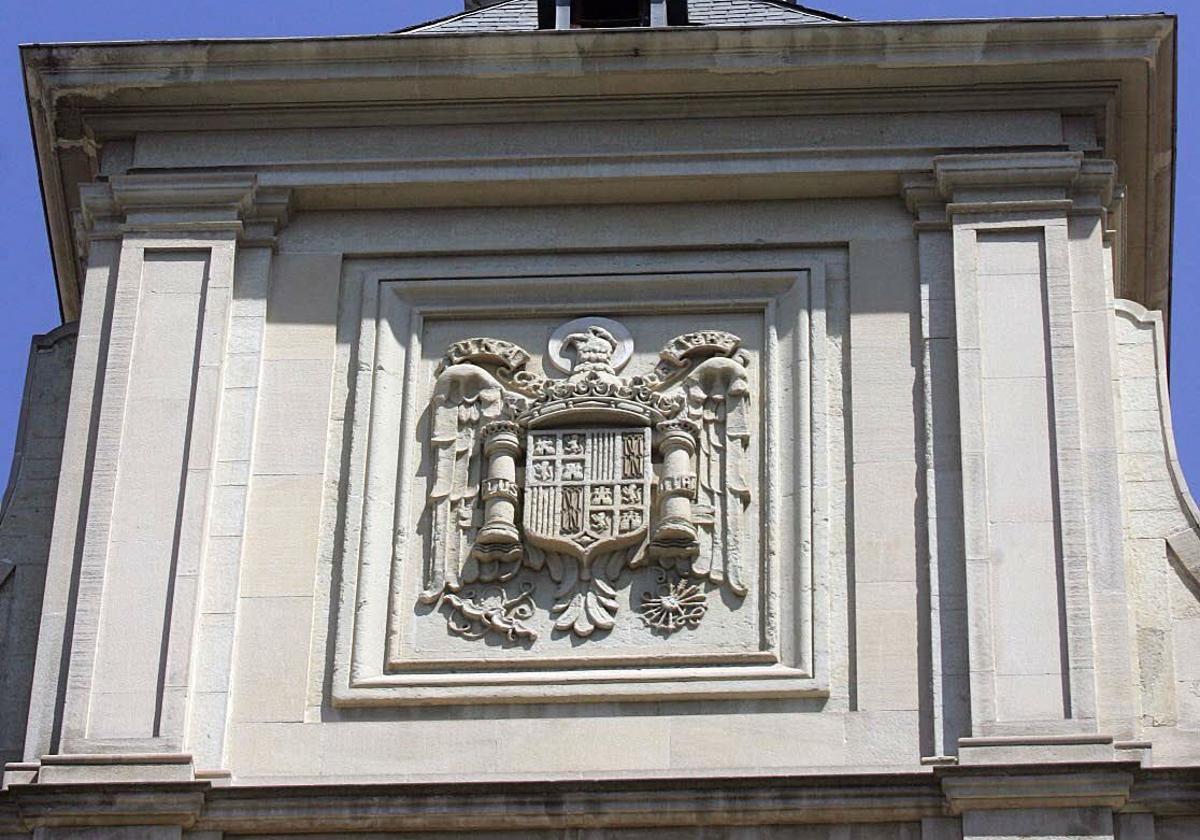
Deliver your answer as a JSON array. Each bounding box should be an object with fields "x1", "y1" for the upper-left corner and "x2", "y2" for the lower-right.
[{"x1": 523, "y1": 427, "x2": 652, "y2": 561}]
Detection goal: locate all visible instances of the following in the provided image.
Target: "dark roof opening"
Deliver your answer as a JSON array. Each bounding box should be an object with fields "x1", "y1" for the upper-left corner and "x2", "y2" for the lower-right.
[
  {"x1": 537, "y1": 0, "x2": 689, "y2": 29},
  {"x1": 576, "y1": 0, "x2": 646, "y2": 27}
]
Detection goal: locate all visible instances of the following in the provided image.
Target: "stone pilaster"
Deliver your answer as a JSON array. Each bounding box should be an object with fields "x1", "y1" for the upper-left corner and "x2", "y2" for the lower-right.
[
  {"x1": 20, "y1": 173, "x2": 290, "y2": 783},
  {"x1": 913, "y1": 151, "x2": 1136, "y2": 745}
]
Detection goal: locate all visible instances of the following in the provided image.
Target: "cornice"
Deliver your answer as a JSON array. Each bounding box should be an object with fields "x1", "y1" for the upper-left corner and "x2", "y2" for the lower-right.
[
  {"x1": 108, "y1": 173, "x2": 259, "y2": 214},
  {"x1": 76, "y1": 83, "x2": 1120, "y2": 136},
  {"x1": 19, "y1": 21, "x2": 1172, "y2": 129},
  {"x1": 69, "y1": 174, "x2": 290, "y2": 292},
  {"x1": 20, "y1": 17, "x2": 1173, "y2": 90},
  {"x1": 900, "y1": 174, "x2": 944, "y2": 227},
  {"x1": 22, "y1": 15, "x2": 1175, "y2": 322}
]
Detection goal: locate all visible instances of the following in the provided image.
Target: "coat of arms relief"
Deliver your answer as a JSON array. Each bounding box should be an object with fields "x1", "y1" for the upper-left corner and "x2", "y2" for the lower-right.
[{"x1": 419, "y1": 316, "x2": 754, "y2": 642}]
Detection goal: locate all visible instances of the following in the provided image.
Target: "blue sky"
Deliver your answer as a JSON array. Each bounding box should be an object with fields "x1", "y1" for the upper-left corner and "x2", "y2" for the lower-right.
[{"x1": 0, "y1": 1, "x2": 1194, "y2": 492}]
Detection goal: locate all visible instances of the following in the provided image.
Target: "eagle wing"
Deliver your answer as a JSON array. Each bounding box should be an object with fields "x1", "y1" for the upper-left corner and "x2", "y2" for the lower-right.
[{"x1": 419, "y1": 363, "x2": 507, "y2": 602}]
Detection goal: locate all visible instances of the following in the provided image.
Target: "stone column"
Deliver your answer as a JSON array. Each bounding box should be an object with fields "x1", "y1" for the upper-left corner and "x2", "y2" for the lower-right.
[
  {"x1": 474, "y1": 420, "x2": 523, "y2": 561},
  {"x1": 650, "y1": 418, "x2": 700, "y2": 563}
]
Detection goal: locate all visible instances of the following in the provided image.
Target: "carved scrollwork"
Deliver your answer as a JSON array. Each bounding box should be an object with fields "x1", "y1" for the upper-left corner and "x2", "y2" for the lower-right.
[
  {"x1": 659, "y1": 330, "x2": 743, "y2": 368},
  {"x1": 436, "y1": 337, "x2": 531, "y2": 377},
  {"x1": 442, "y1": 582, "x2": 538, "y2": 643},
  {"x1": 629, "y1": 330, "x2": 744, "y2": 391}
]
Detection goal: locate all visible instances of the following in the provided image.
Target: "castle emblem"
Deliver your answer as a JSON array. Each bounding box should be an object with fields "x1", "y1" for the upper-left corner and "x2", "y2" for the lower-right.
[{"x1": 419, "y1": 317, "x2": 752, "y2": 640}]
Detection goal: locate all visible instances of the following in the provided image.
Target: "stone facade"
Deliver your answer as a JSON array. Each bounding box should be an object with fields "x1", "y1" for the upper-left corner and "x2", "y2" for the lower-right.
[{"x1": 0, "y1": 3, "x2": 1196, "y2": 837}]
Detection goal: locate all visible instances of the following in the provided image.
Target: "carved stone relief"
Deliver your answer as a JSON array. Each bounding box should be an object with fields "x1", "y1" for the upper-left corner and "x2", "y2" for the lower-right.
[{"x1": 419, "y1": 317, "x2": 753, "y2": 642}]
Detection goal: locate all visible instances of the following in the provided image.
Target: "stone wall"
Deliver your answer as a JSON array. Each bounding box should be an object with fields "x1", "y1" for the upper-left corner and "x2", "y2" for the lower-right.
[
  {"x1": 0, "y1": 325, "x2": 75, "y2": 765},
  {"x1": 1115, "y1": 301, "x2": 1200, "y2": 765},
  {"x1": 8, "y1": 146, "x2": 1199, "y2": 787}
]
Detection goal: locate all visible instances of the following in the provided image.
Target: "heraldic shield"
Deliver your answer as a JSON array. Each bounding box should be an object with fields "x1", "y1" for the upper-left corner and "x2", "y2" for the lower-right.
[{"x1": 524, "y1": 428, "x2": 652, "y2": 561}]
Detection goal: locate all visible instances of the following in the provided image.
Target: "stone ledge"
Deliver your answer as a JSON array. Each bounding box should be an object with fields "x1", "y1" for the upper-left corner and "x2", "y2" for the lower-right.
[
  {"x1": 958, "y1": 734, "x2": 1117, "y2": 765},
  {"x1": 1, "y1": 764, "x2": 38, "y2": 790},
  {"x1": 36, "y1": 754, "x2": 195, "y2": 785},
  {"x1": 1128, "y1": 769, "x2": 1200, "y2": 815},
  {"x1": 938, "y1": 764, "x2": 1138, "y2": 815},
  {"x1": 3, "y1": 784, "x2": 207, "y2": 830},
  {"x1": 199, "y1": 773, "x2": 946, "y2": 833},
  {"x1": 1, "y1": 767, "x2": 1198, "y2": 834}
]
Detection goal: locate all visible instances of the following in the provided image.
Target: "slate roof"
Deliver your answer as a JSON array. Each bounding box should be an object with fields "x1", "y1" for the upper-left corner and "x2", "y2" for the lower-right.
[{"x1": 406, "y1": 0, "x2": 846, "y2": 34}]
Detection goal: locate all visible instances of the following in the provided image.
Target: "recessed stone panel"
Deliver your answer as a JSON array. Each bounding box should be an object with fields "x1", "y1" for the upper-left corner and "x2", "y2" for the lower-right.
[{"x1": 332, "y1": 261, "x2": 840, "y2": 705}]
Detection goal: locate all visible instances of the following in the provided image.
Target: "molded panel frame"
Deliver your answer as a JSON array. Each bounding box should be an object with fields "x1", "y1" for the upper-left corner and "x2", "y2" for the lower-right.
[{"x1": 331, "y1": 255, "x2": 840, "y2": 706}]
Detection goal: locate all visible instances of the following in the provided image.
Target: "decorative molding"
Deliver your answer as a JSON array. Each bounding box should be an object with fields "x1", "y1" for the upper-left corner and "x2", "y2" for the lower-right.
[
  {"x1": 2, "y1": 762, "x2": 39, "y2": 789},
  {"x1": 957, "y1": 734, "x2": 1118, "y2": 766},
  {"x1": 72, "y1": 85, "x2": 1121, "y2": 136}
]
